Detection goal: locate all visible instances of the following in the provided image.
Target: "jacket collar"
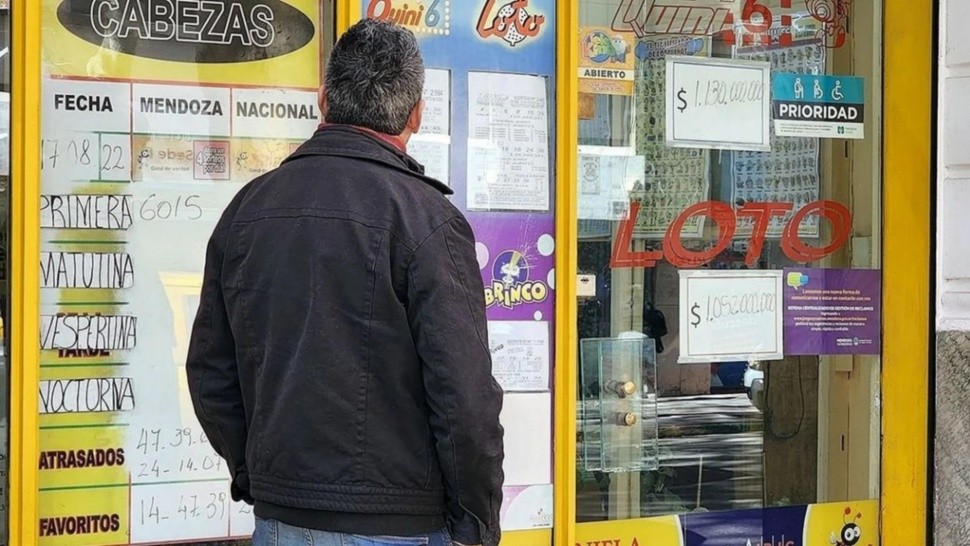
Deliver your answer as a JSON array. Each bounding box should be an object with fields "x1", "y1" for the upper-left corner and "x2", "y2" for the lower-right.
[{"x1": 284, "y1": 125, "x2": 452, "y2": 196}]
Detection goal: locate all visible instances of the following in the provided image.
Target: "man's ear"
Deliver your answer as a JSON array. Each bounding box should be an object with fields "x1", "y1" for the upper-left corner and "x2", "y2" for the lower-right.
[
  {"x1": 405, "y1": 99, "x2": 424, "y2": 135},
  {"x1": 318, "y1": 87, "x2": 327, "y2": 120}
]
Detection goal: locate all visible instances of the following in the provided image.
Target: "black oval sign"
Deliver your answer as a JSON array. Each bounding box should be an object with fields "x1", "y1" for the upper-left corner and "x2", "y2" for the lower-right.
[{"x1": 57, "y1": 0, "x2": 316, "y2": 64}]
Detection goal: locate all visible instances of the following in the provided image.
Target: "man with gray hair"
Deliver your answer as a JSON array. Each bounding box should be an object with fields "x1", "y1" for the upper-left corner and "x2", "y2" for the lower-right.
[{"x1": 186, "y1": 18, "x2": 504, "y2": 546}]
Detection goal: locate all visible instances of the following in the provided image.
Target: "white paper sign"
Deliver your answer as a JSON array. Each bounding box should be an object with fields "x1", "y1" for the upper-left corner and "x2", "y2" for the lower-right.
[
  {"x1": 231, "y1": 88, "x2": 319, "y2": 139},
  {"x1": 678, "y1": 270, "x2": 784, "y2": 363},
  {"x1": 409, "y1": 68, "x2": 451, "y2": 185},
  {"x1": 665, "y1": 56, "x2": 771, "y2": 152},
  {"x1": 488, "y1": 320, "x2": 549, "y2": 391},
  {"x1": 467, "y1": 72, "x2": 550, "y2": 211},
  {"x1": 578, "y1": 147, "x2": 644, "y2": 220},
  {"x1": 501, "y1": 392, "x2": 551, "y2": 486},
  {"x1": 408, "y1": 135, "x2": 450, "y2": 186},
  {"x1": 421, "y1": 68, "x2": 451, "y2": 136},
  {"x1": 44, "y1": 79, "x2": 131, "y2": 134},
  {"x1": 133, "y1": 83, "x2": 231, "y2": 136}
]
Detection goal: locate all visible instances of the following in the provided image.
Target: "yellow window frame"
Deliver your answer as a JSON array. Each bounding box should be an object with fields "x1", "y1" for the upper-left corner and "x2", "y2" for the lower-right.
[{"x1": 6, "y1": 0, "x2": 931, "y2": 544}]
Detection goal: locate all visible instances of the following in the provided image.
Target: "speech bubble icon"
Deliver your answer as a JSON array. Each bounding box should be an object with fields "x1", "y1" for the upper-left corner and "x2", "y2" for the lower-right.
[{"x1": 787, "y1": 272, "x2": 809, "y2": 290}]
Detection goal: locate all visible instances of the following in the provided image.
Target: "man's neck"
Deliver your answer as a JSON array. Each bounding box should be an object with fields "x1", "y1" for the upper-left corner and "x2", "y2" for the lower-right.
[{"x1": 319, "y1": 123, "x2": 406, "y2": 152}]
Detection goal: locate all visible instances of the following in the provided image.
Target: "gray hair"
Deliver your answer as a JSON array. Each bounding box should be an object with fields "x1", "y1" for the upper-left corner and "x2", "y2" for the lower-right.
[{"x1": 324, "y1": 19, "x2": 425, "y2": 135}]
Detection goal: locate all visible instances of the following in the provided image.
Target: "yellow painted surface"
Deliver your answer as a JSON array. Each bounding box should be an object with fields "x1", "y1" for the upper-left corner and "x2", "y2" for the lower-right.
[
  {"x1": 503, "y1": 528, "x2": 553, "y2": 546},
  {"x1": 554, "y1": 0, "x2": 580, "y2": 545},
  {"x1": 11, "y1": 0, "x2": 44, "y2": 543},
  {"x1": 576, "y1": 516, "x2": 682, "y2": 546},
  {"x1": 881, "y1": 0, "x2": 932, "y2": 544},
  {"x1": 37, "y1": 487, "x2": 129, "y2": 546},
  {"x1": 804, "y1": 500, "x2": 879, "y2": 546},
  {"x1": 339, "y1": 0, "x2": 362, "y2": 34}
]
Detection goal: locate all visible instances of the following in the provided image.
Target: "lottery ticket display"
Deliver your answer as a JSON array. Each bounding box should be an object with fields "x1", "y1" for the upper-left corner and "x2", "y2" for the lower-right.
[
  {"x1": 732, "y1": 40, "x2": 826, "y2": 238},
  {"x1": 37, "y1": 1, "x2": 323, "y2": 544},
  {"x1": 633, "y1": 37, "x2": 712, "y2": 239}
]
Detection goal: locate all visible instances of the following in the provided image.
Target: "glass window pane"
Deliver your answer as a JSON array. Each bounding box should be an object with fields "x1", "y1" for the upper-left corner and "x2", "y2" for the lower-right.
[{"x1": 575, "y1": 0, "x2": 882, "y2": 523}]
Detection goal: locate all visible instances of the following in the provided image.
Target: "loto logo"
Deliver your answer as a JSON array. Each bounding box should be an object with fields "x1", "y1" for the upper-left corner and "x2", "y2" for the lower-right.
[
  {"x1": 367, "y1": 0, "x2": 450, "y2": 36},
  {"x1": 611, "y1": 200, "x2": 852, "y2": 269},
  {"x1": 477, "y1": 0, "x2": 545, "y2": 47},
  {"x1": 484, "y1": 250, "x2": 548, "y2": 310},
  {"x1": 57, "y1": 0, "x2": 315, "y2": 64}
]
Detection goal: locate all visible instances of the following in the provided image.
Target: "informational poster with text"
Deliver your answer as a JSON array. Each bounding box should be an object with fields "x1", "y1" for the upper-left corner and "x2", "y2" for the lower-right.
[
  {"x1": 38, "y1": 0, "x2": 322, "y2": 543},
  {"x1": 783, "y1": 268, "x2": 881, "y2": 355}
]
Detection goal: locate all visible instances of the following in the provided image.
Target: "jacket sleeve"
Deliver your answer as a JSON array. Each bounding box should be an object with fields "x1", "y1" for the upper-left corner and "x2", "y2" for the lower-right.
[
  {"x1": 407, "y1": 216, "x2": 505, "y2": 546},
  {"x1": 186, "y1": 202, "x2": 253, "y2": 505}
]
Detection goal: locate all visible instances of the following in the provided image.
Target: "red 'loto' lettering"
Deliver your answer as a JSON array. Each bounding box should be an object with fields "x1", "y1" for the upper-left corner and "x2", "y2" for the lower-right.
[
  {"x1": 610, "y1": 200, "x2": 852, "y2": 269},
  {"x1": 477, "y1": 0, "x2": 545, "y2": 41}
]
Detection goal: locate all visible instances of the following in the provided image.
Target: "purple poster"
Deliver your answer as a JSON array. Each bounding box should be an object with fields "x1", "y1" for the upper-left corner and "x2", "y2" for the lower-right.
[
  {"x1": 783, "y1": 268, "x2": 881, "y2": 355},
  {"x1": 681, "y1": 505, "x2": 808, "y2": 546},
  {"x1": 469, "y1": 214, "x2": 556, "y2": 322}
]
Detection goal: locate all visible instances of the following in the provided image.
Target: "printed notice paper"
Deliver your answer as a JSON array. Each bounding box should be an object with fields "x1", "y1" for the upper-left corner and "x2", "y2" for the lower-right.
[
  {"x1": 421, "y1": 68, "x2": 451, "y2": 136},
  {"x1": 678, "y1": 270, "x2": 784, "y2": 363},
  {"x1": 783, "y1": 268, "x2": 881, "y2": 355},
  {"x1": 408, "y1": 136, "x2": 450, "y2": 186},
  {"x1": 578, "y1": 148, "x2": 644, "y2": 221},
  {"x1": 408, "y1": 68, "x2": 452, "y2": 185},
  {"x1": 467, "y1": 71, "x2": 550, "y2": 211},
  {"x1": 501, "y1": 392, "x2": 552, "y2": 486},
  {"x1": 488, "y1": 320, "x2": 550, "y2": 391}
]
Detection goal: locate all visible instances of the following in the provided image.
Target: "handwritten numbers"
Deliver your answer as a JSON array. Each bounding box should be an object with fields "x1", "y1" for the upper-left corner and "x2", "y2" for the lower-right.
[
  {"x1": 140, "y1": 497, "x2": 161, "y2": 525},
  {"x1": 41, "y1": 133, "x2": 106, "y2": 181},
  {"x1": 138, "y1": 194, "x2": 203, "y2": 222},
  {"x1": 99, "y1": 133, "x2": 131, "y2": 180},
  {"x1": 137, "y1": 428, "x2": 162, "y2": 455},
  {"x1": 41, "y1": 139, "x2": 59, "y2": 170}
]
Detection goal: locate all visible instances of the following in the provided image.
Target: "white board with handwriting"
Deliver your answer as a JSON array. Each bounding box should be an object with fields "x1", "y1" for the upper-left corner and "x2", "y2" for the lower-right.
[
  {"x1": 678, "y1": 270, "x2": 784, "y2": 363},
  {"x1": 665, "y1": 56, "x2": 771, "y2": 152}
]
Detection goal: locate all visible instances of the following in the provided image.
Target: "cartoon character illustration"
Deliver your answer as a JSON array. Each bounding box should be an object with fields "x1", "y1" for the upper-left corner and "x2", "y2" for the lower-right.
[
  {"x1": 830, "y1": 507, "x2": 863, "y2": 546},
  {"x1": 584, "y1": 30, "x2": 628, "y2": 63},
  {"x1": 500, "y1": 260, "x2": 522, "y2": 286},
  {"x1": 492, "y1": 250, "x2": 530, "y2": 287},
  {"x1": 610, "y1": 37, "x2": 628, "y2": 62},
  {"x1": 806, "y1": 0, "x2": 852, "y2": 49},
  {"x1": 137, "y1": 148, "x2": 151, "y2": 167}
]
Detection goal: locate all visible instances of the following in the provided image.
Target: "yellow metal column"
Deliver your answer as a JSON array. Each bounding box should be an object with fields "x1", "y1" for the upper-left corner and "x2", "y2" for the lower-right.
[
  {"x1": 881, "y1": 0, "x2": 933, "y2": 544},
  {"x1": 553, "y1": 0, "x2": 579, "y2": 544},
  {"x1": 337, "y1": 0, "x2": 361, "y2": 35},
  {"x1": 10, "y1": 1, "x2": 43, "y2": 545}
]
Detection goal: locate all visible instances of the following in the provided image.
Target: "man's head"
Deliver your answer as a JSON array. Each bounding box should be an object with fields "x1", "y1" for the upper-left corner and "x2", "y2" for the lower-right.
[{"x1": 322, "y1": 19, "x2": 425, "y2": 141}]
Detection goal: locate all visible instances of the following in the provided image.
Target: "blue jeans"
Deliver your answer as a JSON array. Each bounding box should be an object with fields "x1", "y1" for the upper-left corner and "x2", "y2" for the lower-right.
[{"x1": 253, "y1": 518, "x2": 453, "y2": 546}]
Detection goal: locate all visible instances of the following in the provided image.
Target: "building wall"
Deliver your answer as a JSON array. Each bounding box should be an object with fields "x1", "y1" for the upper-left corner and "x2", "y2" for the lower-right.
[{"x1": 936, "y1": 2, "x2": 970, "y2": 544}]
